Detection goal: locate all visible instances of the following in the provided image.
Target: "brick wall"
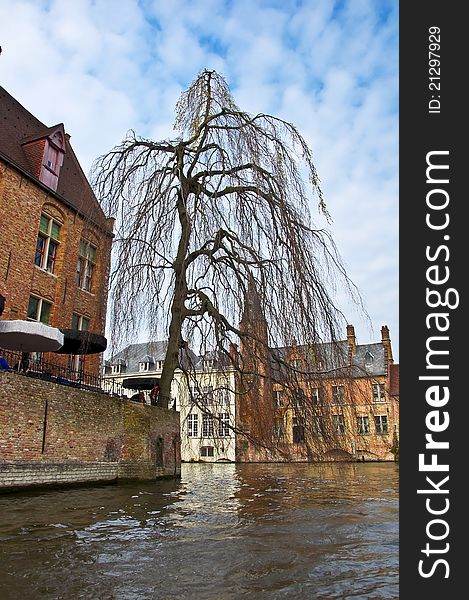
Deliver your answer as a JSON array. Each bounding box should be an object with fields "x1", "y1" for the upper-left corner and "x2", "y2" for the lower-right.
[
  {"x1": 0, "y1": 161, "x2": 112, "y2": 377},
  {"x1": 0, "y1": 372, "x2": 181, "y2": 492}
]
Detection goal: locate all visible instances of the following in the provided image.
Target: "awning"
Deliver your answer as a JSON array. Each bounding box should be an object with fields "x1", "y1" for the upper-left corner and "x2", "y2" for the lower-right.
[
  {"x1": 0, "y1": 320, "x2": 64, "y2": 352},
  {"x1": 54, "y1": 329, "x2": 107, "y2": 355}
]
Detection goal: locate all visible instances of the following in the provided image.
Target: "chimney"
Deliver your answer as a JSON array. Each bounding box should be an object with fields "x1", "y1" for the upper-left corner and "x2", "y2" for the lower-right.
[
  {"x1": 347, "y1": 324, "x2": 356, "y2": 361},
  {"x1": 381, "y1": 325, "x2": 394, "y2": 369}
]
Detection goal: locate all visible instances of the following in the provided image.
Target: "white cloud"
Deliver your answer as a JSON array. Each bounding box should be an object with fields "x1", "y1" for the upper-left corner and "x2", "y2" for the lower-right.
[{"x1": 0, "y1": 0, "x2": 399, "y2": 358}]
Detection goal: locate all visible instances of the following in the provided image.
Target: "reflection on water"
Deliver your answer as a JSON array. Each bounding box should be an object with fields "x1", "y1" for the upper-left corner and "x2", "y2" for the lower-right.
[{"x1": 0, "y1": 462, "x2": 398, "y2": 599}]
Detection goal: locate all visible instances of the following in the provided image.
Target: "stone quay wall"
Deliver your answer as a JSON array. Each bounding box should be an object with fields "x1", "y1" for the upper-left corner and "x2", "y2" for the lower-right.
[{"x1": 0, "y1": 372, "x2": 181, "y2": 492}]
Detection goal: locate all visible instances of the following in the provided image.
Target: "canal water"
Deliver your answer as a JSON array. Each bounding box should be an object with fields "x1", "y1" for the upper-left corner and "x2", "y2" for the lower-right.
[{"x1": 0, "y1": 462, "x2": 398, "y2": 599}]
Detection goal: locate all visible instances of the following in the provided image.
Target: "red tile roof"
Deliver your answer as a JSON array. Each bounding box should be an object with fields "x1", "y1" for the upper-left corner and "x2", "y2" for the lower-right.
[{"x1": 0, "y1": 86, "x2": 112, "y2": 233}]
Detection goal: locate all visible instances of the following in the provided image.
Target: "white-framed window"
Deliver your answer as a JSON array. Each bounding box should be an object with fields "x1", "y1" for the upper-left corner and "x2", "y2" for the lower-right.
[
  {"x1": 273, "y1": 389, "x2": 284, "y2": 407},
  {"x1": 203, "y1": 386, "x2": 214, "y2": 403},
  {"x1": 111, "y1": 364, "x2": 125, "y2": 375},
  {"x1": 69, "y1": 313, "x2": 89, "y2": 375},
  {"x1": 357, "y1": 416, "x2": 370, "y2": 435},
  {"x1": 139, "y1": 359, "x2": 154, "y2": 372},
  {"x1": 71, "y1": 313, "x2": 89, "y2": 331},
  {"x1": 372, "y1": 383, "x2": 386, "y2": 403},
  {"x1": 375, "y1": 415, "x2": 389, "y2": 434},
  {"x1": 200, "y1": 446, "x2": 214, "y2": 458},
  {"x1": 365, "y1": 351, "x2": 374, "y2": 367},
  {"x1": 216, "y1": 388, "x2": 230, "y2": 405},
  {"x1": 76, "y1": 239, "x2": 96, "y2": 292},
  {"x1": 203, "y1": 359, "x2": 215, "y2": 370},
  {"x1": 311, "y1": 387, "x2": 320, "y2": 405},
  {"x1": 35, "y1": 213, "x2": 61, "y2": 273},
  {"x1": 27, "y1": 295, "x2": 52, "y2": 324},
  {"x1": 202, "y1": 414, "x2": 214, "y2": 437},
  {"x1": 332, "y1": 414, "x2": 345, "y2": 434},
  {"x1": 188, "y1": 413, "x2": 198, "y2": 437},
  {"x1": 332, "y1": 385, "x2": 345, "y2": 405},
  {"x1": 218, "y1": 413, "x2": 230, "y2": 437}
]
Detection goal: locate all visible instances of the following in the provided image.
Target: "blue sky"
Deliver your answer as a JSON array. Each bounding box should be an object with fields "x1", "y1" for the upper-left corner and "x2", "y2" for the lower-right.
[{"x1": 0, "y1": 0, "x2": 399, "y2": 359}]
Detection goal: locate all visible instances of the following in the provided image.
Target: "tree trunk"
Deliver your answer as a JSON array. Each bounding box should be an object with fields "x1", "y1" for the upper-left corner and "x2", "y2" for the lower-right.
[{"x1": 158, "y1": 182, "x2": 190, "y2": 408}]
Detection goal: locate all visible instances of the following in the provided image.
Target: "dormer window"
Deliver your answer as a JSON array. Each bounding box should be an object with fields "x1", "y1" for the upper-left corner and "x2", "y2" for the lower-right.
[
  {"x1": 203, "y1": 359, "x2": 215, "y2": 370},
  {"x1": 110, "y1": 359, "x2": 126, "y2": 375},
  {"x1": 39, "y1": 129, "x2": 66, "y2": 191},
  {"x1": 364, "y1": 351, "x2": 374, "y2": 367}
]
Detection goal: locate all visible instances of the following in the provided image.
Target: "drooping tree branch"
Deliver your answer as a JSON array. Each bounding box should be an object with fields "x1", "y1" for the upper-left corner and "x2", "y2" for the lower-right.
[{"x1": 92, "y1": 69, "x2": 368, "y2": 448}]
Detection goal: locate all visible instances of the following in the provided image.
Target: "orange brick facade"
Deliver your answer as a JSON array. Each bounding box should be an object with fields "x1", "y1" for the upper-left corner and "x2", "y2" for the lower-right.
[
  {"x1": 0, "y1": 87, "x2": 113, "y2": 376},
  {"x1": 235, "y1": 286, "x2": 399, "y2": 463}
]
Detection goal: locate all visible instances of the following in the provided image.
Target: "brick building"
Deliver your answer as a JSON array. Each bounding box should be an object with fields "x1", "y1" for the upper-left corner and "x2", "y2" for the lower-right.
[
  {"x1": 0, "y1": 86, "x2": 113, "y2": 376},
  {"x1": 236, "y1": 283, "x2": 399, "y2": 462}
]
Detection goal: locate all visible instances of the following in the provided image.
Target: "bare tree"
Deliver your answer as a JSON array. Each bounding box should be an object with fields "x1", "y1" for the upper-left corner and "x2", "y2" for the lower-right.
[{"x1": 92, "y1": 69, "x2": 363, "y2": 423}]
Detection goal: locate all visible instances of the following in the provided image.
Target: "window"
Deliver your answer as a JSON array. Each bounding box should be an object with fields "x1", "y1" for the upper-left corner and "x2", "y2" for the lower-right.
[
  {"x1": 71, "y1": 313, "x2": 89, "y2": 331},
  {"x1": 35, "y1": 213, "x2": 61, "y2": 273},
  {"x1": 203, "y1": 386, "x2": 214, "y2": 403},
  {"x1": 291, "y1": 358, "x2": 302, "y2": 369},
  {"x1": 156, "y1": 360, "x2": 164, "y2": 370},
  {"x1": 76, "y1": 239, "x2": 96, "y2": 292},
  {"x1": 200, "y1": 446, "x2": 214, "y2": 458},
  {"x1": 69, "y1": 313, "x2": 89, "y2": 375},
  {"x1": 332, "y1": 385, "x2": 345, "y2": 405},
  {"x1": 292, "y1": 416, "x2": 305, "y2": 443},
  {"x1": 273, "y1": 417, "x2": 284, "y2": 438},
  {"x1": 311, "y1": 387, "x2": 320, "y2": 405},
  {"x1": 332, "y1": 414, "x2": 345, "y2": 434},
  {"x1": 372, "y1": 383, "x2": 386, "y2": 403},
  {"x1": 219, "y1": 413, "x2": 230, "y2": 437},
  {"x1": 202, "y1": 414, "x2": 214, "y2": 437},
  {"x1": 365, "y1": 351, "x2": 374, "y2": 367},
  {"x1": 111, "y1": 363, "x2": 125, "y2": 375},
  {"x1": 188, "y1": 414, "x2": 198, "y2": 437},
  {"x1": 27, "y1": 295, "x2": 51, "y2": 324},
  {"x1": 375, "y1": 415, "x2": 389, "y2": 434},
  {"x1": 293, "y1": 387, "x2": 305, "y2": 408},
  {"x1": 68, "y1": 353, "x2": 85, "y2": 377},
  {"x1": 216, "y1": 388, "x2": 230, "y2": 405},
  {"x1": 357, "y1": 416, "x2": 370, "y2": 435},
  {"x1": 273, "y1": 389, "x2": 284, "y2": 407},
  {"x1": 139, "y1": 357, "x2": 155, "y2": 372},
  {"x1": 311, "y1": 416, "x2": 324, "y2": 436}
]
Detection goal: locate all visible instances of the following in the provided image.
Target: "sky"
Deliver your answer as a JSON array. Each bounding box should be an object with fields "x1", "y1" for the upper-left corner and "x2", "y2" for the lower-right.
[{"x1": 0, "y1": 0, "x2": 399, "y2": 360}]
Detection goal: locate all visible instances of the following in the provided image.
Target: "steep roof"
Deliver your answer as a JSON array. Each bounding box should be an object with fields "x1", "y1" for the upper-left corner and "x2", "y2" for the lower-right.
[
  {"x1": 0, "y1": 86, "x2": 111, "y2": 232},
  {"x1": 272, "y1": 339, "x2": 387, "y2": 380},
  {"x1": 107, "y1": 340, "x2": 200, "y2": 373}
]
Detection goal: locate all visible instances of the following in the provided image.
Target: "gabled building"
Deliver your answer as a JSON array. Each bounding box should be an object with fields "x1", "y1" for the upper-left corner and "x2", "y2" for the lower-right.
[
  {"x1": 103, "y1": 342, "x2": 237, "y2": 462},
  {"x1": 236, "y1": 316, "x2": 399, "y2": 462},
  {"x1": 0, "y1": 86, "x2": 113, "y2": 376}
]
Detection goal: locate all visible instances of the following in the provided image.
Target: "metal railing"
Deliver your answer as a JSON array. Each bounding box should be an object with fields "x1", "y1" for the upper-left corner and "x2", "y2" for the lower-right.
[{"x1": 0, "y1": 348, "x2": 125, "y2": 397}]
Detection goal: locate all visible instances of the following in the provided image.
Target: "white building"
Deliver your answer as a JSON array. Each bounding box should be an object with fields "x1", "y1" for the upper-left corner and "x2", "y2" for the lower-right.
[{"x1": 103, "y1": 342, "x2": 237, "y2": 463}]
